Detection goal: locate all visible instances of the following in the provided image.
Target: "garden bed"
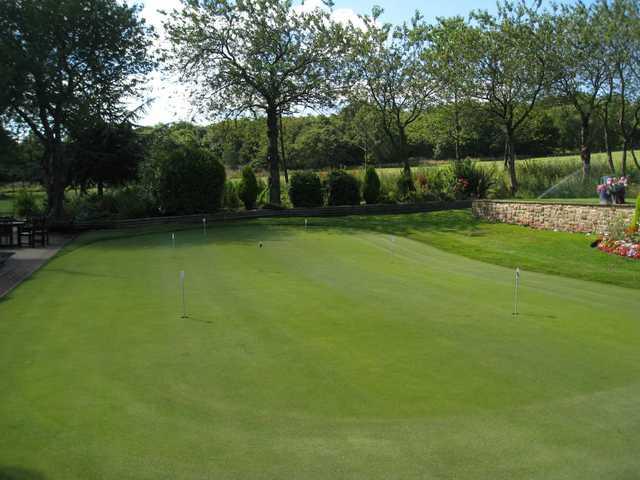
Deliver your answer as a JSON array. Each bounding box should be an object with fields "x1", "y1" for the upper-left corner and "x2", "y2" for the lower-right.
[{"x1": 597, "y1": 238, "x2": 640, "y2": 259}]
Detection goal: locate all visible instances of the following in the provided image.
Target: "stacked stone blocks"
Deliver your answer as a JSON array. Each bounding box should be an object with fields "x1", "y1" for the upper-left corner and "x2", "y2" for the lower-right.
[{"x1": 472, "y1": 200, "x2": 634, "y2": 234}]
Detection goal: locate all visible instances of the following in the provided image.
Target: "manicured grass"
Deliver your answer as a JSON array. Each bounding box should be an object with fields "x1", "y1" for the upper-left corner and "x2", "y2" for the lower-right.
[
  {"x1": 1, "y1": 214, "x2": 639, "y2": 479},
  {"x1": 263, "y1": 210, "x2": 640, "y2": 289}
]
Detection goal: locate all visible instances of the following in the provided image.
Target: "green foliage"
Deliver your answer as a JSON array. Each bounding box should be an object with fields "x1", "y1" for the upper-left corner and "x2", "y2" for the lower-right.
[
  {"x1": 396, "y1": 170, "x2": 416, "y2": 200},
  {"x1": 223, "y1": 181, "x2": 241, "y2": 210},
  {"x1": 348, "y1": 9, "x2": 436, "y2": 170},
  {"x1": 113, "y1": 187, "x2": 155, "y2": 219},
  {"x1": 326, "y1": 170, "x2": 360, "y2": 206},
  {"x1": 154, "y1": 144, "x2": 226, "y2": 215},
  {"x1": 256, "y1": 177, "x2": 270, "y2": 207},
  {"x1": 238, "y1": 166, "x2": 259, "y2": 210},
  {"x1": 448, "y1": 159, "x2": 495, "y2": 199},
  {"x1": 289, "y1": 172, "x2": 323, "y2": 208},
  {"x1": 164, "y1": 0, "x2": 346, "y2": 205},
  {"x1": 65, "y1": 187, "x2": 154, "y2": 221},
  {"x1": 65, "y1": 193, "x2": 118, "y2": 222},
  {"x1": 362, "y1": 167, "x2": 381, "y2": 204},
  {"x1": 69, "y1": 122, "x2": 144, "y2": 192},
  {"x1": 631, "y1": 194, "x2": 640, "y2": 231},
  {"x1": 0, "y1": 0, "x2": 155, "y2": 217},
  {"x1": 14, "y1": 189, "x2": 41, "y2": 218}
]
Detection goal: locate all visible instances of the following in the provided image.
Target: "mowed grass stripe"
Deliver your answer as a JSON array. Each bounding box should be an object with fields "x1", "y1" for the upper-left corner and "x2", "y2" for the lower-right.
[{"x1": 0, "y1": 223, "x2": 639, "y2": 479}]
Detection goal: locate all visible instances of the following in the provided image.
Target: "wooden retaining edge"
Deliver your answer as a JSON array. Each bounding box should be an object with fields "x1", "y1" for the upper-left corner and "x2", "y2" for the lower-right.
[{"x1": 63, "y1": 201, "x2": 472, "y2": 231}]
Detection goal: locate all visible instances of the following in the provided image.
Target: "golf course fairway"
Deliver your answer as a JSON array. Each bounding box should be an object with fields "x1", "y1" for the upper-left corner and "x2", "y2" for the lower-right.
[{"x1": 1, "y1": 221, "x2": 639, "y2": 479}]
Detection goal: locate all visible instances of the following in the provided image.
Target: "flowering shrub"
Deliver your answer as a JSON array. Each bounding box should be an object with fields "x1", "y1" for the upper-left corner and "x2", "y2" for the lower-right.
[
  {"x1": 448, "y1": 159, "x2": 495, "y2": 199},
  {"x1": 598, "y1": 237, "x2": 640, "y2": 259},
  {"x1": 597, "y1": 176, "x2": 628, "y2": 194},
  {"x1": 597, "y1": 207, "x2": 640, "y2": 260},
  {"x1": 597, "y1": 176, "x2": 628, "y2": 204}
]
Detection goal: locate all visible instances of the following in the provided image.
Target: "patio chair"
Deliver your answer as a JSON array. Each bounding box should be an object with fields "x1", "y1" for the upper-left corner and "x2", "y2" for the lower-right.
[
  {"x1": 19, "y1": 216, "x2": 49, "y2": 248},
  {"x1": 0, "y1": 223, "x2": 13, "y2": 247}
]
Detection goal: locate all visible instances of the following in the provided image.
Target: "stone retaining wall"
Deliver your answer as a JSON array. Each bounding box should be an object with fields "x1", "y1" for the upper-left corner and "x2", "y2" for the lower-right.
[{"x1": 472, "y1": 200, "x2": 635, "y2": 234}]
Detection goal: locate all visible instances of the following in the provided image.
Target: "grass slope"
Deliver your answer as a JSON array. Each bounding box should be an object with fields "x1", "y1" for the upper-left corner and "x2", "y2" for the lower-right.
[
  {"x1": 1, "y1": 219, "x2": 640, "y2": 479},
  {"x1": 257, "y1": 210, "x2": 640, "y2": 289}
]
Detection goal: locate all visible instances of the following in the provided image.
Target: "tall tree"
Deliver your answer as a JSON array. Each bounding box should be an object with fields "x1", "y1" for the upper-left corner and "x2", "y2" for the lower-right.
[
  {"x1": 470, "y1": 1, "x2": 553, "y2": 194},
  {"x1": 423, "y1": 16, "x2": 479, "y2": 161},
  {"x1": 0, "y1": 0, "x2": 154, "y2": 218},
  {"x1": 600, "y1": 0, "x2": 640, "y2": 175},
  {"x1": 348, "y1": 8, "x2": 437, "y2": 178},
  {"x1": 163, "y1": 0, "x2": 346, "y2": 205},
  {"x1": 69, "y1": 122, "x2": 144, "y2": 196},
  {"x1": 552, "y1": 2, "x2": 609, "y2": 176}
]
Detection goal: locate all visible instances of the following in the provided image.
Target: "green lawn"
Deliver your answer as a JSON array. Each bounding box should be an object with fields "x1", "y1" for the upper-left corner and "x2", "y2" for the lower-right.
[{"x1": 1, "y1": 213, "x2": 640, "y2": 479}]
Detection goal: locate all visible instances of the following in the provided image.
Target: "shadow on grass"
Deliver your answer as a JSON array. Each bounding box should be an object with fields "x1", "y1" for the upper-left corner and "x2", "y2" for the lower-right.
[{"x1": 0, "y1": 466, "x2": 46, "y2": 480}]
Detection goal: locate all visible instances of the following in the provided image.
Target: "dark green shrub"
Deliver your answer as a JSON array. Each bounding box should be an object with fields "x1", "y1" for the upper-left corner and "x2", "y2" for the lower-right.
[
  {"x1": 155, "y1": 144, "x2": 226, "y2": 214},
  {"x1": 238, "y1": 166, "x2": 258, "y2": 210},
  {"x1": 14, "y1": 189, "x2": 41, "y2": 217},
  {"x1": 256, "y1": 177, "x2": 269, "y2": 207},
  {"x1": 362, "y1": 167, "x2": 381, "y2": 204},
  {"x1": 327, "y1": 170, "x2": 360, "y2": 206},
  {"x1": 631, "y1": 193, "x2": 640, "y2": 232},
  {"x1": 66, "y1": 192, "x2": 118, "y2": 221},
  {"x1": 289, "y1": 171, "x2": 323, "y2": 207},
  {"x1": 223, "y1": 181, "x2": 241, "y2": 210},
  {"x1": 113, "y1": 186, "x2": 155, "y2": 219},
  {"x1": 396, "y1": 170, "x2": 415, "y2": 200}
]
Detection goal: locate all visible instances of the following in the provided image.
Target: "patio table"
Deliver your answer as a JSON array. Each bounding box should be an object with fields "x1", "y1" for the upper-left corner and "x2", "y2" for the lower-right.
[{"x1": 0, "y1": 220, "x2": 26, "y2": 248}]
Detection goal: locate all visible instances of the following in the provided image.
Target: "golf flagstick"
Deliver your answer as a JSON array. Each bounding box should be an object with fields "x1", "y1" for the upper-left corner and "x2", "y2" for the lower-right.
[{"x1": 513, "y1": 267, "x2": 520, "y2": 316}]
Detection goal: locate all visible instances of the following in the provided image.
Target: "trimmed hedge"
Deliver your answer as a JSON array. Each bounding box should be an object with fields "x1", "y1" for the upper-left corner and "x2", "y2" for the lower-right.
[
  {"x1": 238, "y1": 166, "x2": 259, "y2": 210},
  {"x1": 289, "y1": 171, "x2": 323, "y2": 207},
  {"x1": 155, "y1": 144, "x2": 226, "y2": 214},
  {"x1": 327, "y1": 170, "x2": 360, "y2": 206},
  {"x1": 362, "y1": 167, "x2": 381, "y2": 204}
]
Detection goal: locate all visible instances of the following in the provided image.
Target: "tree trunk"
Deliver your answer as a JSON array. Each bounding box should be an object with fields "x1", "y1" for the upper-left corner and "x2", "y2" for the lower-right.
[
  {"x1": 580, "y1": 113, "x2": 591, "y2": 177},
  {"x1": 505, "y1": 130, "x2": 518, "y2": 195},
  {"x1": 279, "y1": 113, "x2": 288, "y2": 184},
  {"x1": 398, "y1": 126, "x2": 415, "y2": 191},
  {"x1": 503, "y1": 139, "x2": 509, "y2": 168},
  {"x1": 630, "y1": 147, "x2": 640, "y2": 170},
  {"x1": 399, "y1": 126, "x2": 411, "y2": 175},
  {"x1": 266, "y1": 107, "x2": 281, "y2": 205},
  {"x1": 603, "y1": 77, "x2": 615, "y2": 174},
  {"x1": 43, "y1": 144, "x2": 66, "y2": 220},
  {"x1": 603, "y1": 118, "x2": 615, "y2": 174},
  {"x1": 453, "y1": 99, "x2": 461, "y2": 162},
  {"x1": 621, "y1": 141, "x2": 628, "y2": 177},
  {"x1": 97, "y1": 180, "x2": 104, "y2": 198}
]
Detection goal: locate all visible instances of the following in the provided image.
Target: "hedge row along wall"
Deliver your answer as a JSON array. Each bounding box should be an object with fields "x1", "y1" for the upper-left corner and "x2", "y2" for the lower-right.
[{"x1": 473, "y1": 200, "x2": 635, "y2": 234}]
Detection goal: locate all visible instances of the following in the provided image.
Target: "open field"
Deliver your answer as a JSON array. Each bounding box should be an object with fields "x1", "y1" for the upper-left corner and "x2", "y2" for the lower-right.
[{"x1": 1, "y1": 213, "x2": 639, "y2": 479}]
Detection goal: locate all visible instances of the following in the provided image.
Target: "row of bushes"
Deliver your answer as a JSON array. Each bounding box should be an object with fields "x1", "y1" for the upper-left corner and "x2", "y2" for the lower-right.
[
  {"x1": 282, "y1": 159, "x2": 494, "y2": 208},
  {"x1": 41, "y1": 155, "x2": 493, "y2": 221}
]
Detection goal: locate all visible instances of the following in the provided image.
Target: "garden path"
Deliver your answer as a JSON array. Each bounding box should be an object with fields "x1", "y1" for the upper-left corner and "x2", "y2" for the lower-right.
[{"x1": 0, "y1": 234, "x2": 73, "y2": 298}]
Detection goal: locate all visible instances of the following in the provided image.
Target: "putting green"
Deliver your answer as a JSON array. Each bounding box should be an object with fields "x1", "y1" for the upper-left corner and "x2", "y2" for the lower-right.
[{"x1": 1, "y1": 222, "x2": 639, "y2": 479}]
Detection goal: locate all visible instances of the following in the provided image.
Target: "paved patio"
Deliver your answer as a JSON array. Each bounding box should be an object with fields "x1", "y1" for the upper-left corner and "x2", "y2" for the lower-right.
[{"x1": 0, "y1": 234, "x2": 73, "y2": 298}]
